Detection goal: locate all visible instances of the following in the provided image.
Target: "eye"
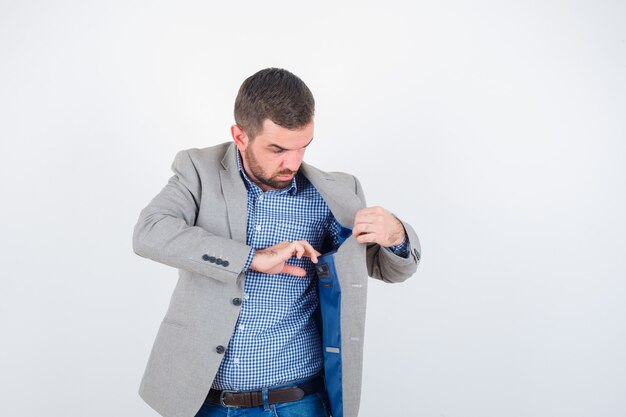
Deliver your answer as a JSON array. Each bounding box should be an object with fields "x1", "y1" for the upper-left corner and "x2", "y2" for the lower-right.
[{"x1": 272, "y1": 148, "x2": 285, "y2": 154}]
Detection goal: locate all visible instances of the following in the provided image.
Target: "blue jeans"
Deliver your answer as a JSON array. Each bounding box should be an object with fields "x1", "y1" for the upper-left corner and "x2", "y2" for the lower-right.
[{"x1": 195, "y1": 379, "x2": 329, "y2": 417}]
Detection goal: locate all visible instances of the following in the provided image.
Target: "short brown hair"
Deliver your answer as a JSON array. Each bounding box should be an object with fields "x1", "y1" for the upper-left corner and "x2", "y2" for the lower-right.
[{"x1": 234, "y1": 68, "x2": 315, "y2": 139}]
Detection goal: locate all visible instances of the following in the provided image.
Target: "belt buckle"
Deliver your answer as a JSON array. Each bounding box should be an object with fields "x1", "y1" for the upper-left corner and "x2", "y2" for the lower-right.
[{"x1": 219, "y1": 389, "x2": 239, "y2": 407}]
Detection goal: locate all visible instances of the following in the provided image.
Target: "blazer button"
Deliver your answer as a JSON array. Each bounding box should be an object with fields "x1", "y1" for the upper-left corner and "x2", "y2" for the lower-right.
[
  {"x1": 202, "y1": 254, "x2": 210, "y2": 261},
  {"x1": 215, "y1": 258, "x2": 223, "y2": 265},
  {"x1": 215, "y1": 345, "x2": 225, "y2": 354},
  {"x1": 208, "y1": 256, "x2": 217, "y2": 263},
  {"x1": 232, "y1": 298, "x2": 242, "y2": 306},
  {"x1": 222, "y1": 260, "x2": 229, "y2": 267}
]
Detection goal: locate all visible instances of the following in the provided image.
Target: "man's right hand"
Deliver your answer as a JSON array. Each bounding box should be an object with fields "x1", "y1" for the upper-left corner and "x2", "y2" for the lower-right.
[{"x1": 250, "y1": 240, "x2": 321, "y2": 277}]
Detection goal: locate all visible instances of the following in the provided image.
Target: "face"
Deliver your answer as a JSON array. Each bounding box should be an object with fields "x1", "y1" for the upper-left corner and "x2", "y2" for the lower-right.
[{"x1": 232, "y1": 119, "x2": 314, "y2": 191}]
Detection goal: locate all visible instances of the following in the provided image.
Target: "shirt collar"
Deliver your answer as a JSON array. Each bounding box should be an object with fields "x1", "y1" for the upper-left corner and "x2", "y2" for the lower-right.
[{"x1": 235, "y1": 149, "x2": 298, "y2": 196}]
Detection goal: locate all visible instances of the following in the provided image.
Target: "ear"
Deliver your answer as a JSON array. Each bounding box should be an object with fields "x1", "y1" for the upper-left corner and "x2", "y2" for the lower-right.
[{"x1": 231, "y1": 124, "x2": 249, "y2": 152}]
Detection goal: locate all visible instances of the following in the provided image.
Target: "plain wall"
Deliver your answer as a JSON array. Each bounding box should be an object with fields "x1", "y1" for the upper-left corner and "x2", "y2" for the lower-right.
[{"x1": 1, "y1": 1, "x2": 625, "y2": 416}]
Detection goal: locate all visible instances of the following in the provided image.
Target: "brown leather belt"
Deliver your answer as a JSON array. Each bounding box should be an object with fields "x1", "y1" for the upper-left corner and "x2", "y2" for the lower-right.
[{"x1": 206, "y1": 375, "x2": 324, "y2": 408}]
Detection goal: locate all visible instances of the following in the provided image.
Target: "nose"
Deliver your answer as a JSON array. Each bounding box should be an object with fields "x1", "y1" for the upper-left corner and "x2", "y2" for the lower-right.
[{"x1": 282, "y1": 150, "x2": 304, "y2": 172}]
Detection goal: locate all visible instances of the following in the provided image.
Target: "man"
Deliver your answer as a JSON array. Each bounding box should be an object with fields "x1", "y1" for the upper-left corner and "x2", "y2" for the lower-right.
[{"x1": 133, "y1": 68, "x2": 421, "y2": 417}]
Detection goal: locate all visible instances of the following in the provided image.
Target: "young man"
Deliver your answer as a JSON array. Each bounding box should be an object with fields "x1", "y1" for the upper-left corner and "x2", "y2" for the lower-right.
[{"x1": 133, "y1": 68, "x2": 421, "y2": 417}]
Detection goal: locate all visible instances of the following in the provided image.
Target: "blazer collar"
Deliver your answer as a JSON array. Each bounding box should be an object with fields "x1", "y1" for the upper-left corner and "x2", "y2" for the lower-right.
[{"x1": 219, "y1": 143, "x2": 362, "y2": 238}]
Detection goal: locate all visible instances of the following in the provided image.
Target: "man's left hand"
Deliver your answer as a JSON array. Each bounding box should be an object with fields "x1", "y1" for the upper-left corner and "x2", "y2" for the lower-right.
[{"x1": 352, "y1": 206, "x2": 406, "y2": 247}]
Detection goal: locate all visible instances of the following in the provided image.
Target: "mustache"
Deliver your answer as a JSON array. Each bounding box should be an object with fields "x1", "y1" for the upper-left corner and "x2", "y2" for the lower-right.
[{"x1": 277, "y1": 170, "x2": 297, "y2": 176}]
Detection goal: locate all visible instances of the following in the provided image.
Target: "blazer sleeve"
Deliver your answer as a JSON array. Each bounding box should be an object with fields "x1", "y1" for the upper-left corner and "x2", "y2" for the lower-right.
[
  {"x1": 132, "y1": 149, "x2": 252, "y2": 283},
  {"x1": 354, "y1": 176, "x2": 421, "y2": 283}
]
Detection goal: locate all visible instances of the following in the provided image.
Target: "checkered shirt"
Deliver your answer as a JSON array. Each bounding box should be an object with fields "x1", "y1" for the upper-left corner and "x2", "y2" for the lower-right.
[{"x1": 211, "y1": 151, "x2": 408, "y2": 390}]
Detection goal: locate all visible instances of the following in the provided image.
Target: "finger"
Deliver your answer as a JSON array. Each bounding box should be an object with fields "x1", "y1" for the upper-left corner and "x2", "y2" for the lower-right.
[
  {"x1": 286, "y1": 241, "x2": 300, "y2": 252},
  {"x1": 282, "y1": 264, "x2": 307, "y2": 277},
  {"x1": 293, "y1": 242, "x2": 305, "y2": 259},
  {"x1": 291, "y1": 240, "x2": 316, "y2": 263},
  {"x1": 301, "y1": 241, "x2": 319, "y2": 263},
  {"x1": 354, "y1": 212, "x2": 378, "y2": 224},
  {"x1": 356, "y1": 232, "x2": 377, "y2": 244},
  {"x1": 356, "y1": 206, "x2": 384, "y2": 217},
  {"x1": 353, "y1": 223, "x2": 377, "y2": 237},
  {"x1": 354, "y1": 210, "x2": 372, "y2": 225},
  {"x1": 305, "y1": 241, "x2": 322, "y2": 256}
]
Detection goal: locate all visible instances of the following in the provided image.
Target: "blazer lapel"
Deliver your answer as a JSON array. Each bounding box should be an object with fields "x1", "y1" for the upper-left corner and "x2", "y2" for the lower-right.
[
  {"x1": 218, "y1": 145, "x2": 363, "y2": 240},
  {"x1": 219, "y1": 144, "x2": 248, "y2": 243},
  {"x1": 300, "y1": 162, "x2": 364, "y2": 229}
]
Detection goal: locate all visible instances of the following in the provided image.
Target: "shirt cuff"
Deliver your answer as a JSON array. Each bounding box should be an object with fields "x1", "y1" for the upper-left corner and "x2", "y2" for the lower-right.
[
  {"x1": 243, "y1": 248, "x2": 256, "y2": 272},
  {"x1": 384, "y1": 236, "x2": 410, "y2": 258}
]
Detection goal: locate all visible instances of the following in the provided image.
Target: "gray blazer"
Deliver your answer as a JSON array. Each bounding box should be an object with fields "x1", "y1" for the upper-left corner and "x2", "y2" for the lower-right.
[{"x1": 133, "y1": 142, "x2": 421, "y2": 417}]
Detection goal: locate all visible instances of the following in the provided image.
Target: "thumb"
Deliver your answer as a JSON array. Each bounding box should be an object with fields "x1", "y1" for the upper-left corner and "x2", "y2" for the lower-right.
[{"x1": 281, "y1": 264, "x2": 307, "y2": 277}]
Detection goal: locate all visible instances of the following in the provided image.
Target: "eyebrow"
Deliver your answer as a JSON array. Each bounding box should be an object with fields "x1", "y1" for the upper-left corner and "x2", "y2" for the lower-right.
[{"x1": 268, "y1": 137, "x2": 314, "y2": 152}]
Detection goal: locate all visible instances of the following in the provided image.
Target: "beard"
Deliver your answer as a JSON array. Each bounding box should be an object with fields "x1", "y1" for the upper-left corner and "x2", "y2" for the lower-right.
[{"x1": 244, "y1": 146, "x2": 297, "y2": 190}]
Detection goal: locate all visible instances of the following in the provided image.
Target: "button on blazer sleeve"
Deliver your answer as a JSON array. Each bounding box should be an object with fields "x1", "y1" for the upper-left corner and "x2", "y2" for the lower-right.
[{"x1": 132, "y1": 149, "x2": 252, "y2": 282}]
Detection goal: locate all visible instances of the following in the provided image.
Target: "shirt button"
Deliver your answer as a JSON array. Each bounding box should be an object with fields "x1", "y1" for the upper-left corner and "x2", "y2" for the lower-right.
[
  {"x1": 255, "y1": 225, "x2": 261, "y2": 231},
  {"x1": 233, "y1": 358, "x2": 240, "y2": 365},
  {"x1": 243, "y1": 294, "x2": 249, "y2": 301},
  {"x1": 232, "y1": 298, "x2": 242, "y2": 306},
  {"x1": 215, "y1": 345, "x2": 225, "y2": 354},
  {"x1": 238, "y1": 324, "x2": 245, "y2": 331}
]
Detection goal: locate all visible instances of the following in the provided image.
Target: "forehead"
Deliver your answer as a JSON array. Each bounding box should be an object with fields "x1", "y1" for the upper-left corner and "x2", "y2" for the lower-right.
[{"x1": 254, "y1": 119, "x2": 314, "y2": 149}]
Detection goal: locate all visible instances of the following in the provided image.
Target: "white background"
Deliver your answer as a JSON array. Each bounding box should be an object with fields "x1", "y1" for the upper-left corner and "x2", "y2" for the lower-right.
[{"x1": 1, "y1": 1, "x2": 625, "y2": 416}]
